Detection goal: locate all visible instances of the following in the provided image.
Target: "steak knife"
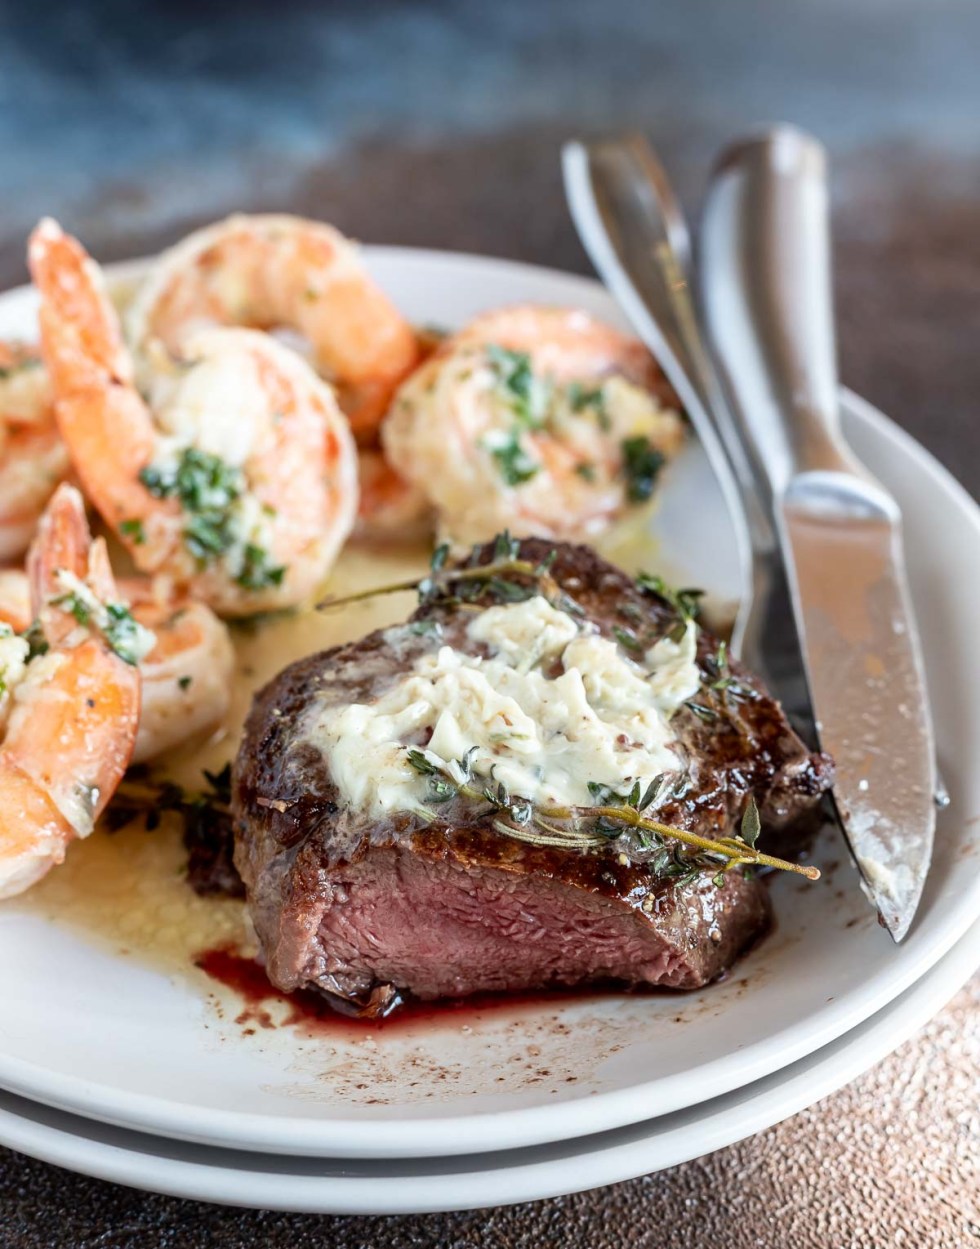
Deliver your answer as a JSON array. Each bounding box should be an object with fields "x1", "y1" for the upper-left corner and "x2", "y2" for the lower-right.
[{"x1": 699, "y1": 126, "x2": 936, "y2": 941}]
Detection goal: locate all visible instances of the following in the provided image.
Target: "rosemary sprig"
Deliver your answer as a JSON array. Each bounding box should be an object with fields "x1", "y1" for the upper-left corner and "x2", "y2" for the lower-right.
[{"x1": 405, "y1": 749, "x2": 818, "y2": 881}]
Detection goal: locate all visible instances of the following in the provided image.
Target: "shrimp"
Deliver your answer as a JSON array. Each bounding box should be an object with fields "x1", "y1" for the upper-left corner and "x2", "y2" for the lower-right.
[
  {"x1": 116, "y1": 580, "x2": 234, "y2": 763},
  {"x1": 0, "y1": 484, "x2": 142, "y2": 899},
  {"x1": 29, "y1": 219, "x2": 359, "y2": 618},
  {"x1": 0, "y1": 342, "x2": 70, "y2": 561},
  {"x1": 354, "y1": 449, "x2": 433, "y2": 543},
  {"x1": 124, "y1": 213, "x2": 420, "y2": 443},
  {"x1": 0, "y1": 570, "x2": 234, "y2": 765},
  {"x1": 381, "y1": 305, "x2": 685, "y2": 546}
]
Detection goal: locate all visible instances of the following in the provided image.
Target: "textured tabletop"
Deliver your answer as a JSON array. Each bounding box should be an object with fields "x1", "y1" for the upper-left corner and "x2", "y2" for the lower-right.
[{"x1": 1, "y1": 1, "x2": 978, "y2": 1245}]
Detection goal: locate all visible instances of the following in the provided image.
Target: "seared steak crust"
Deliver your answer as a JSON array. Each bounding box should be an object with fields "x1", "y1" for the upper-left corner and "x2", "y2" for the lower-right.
[{"x1": 233, "y1": 540, "x2": 831, "y2": 1017}]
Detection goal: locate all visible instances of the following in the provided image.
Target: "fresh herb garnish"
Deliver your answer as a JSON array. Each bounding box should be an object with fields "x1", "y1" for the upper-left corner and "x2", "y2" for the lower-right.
[
  {"x1": 102, "y1": 602, "x2": 152, "y2": 666},
  {"x1": 684, "y1": 700, "x2": 718, "y2": 723},
  {"x1": 54, "y1": 590, "x2": 92, "y2": 628},
  {"x1": 486, "y1": 345, "x2": 543, "y2": 429},
  {"x1": 139, "y1": 447, "x2": 279, "y2": 589},
  {"x1": 119, "y1": 517, "x2": 146, "y2": 545},
  {"x1": 320, "y1": 534, "x2": 579, "y2": 620},
  {"x1": 488, "y1": 430, "x2": 540, "y2": 487},
  {"x1": 740, "y1": 796, "x2": 761, "y2": 848},
  {"x1": 409, "y1": 619, "x2": 442, "y2": 638},
  {"x1": 178, "y1": 675, "x2": 193, "y2": 690},
  {"x1": 612, "y1": 625, "x2": 642, "y2": 654},
  {"x1": 636, "y1": 573, "x2": 704, "y2": 624},
  {"x1": 567, "y1": 381, "x2": 611, "y2": 430},
  {"x1": 106, "y1": 764, "x2": 243, "y2": 898},
  {"x1": 574, "y1": 461, "x2": 597, "y2": 481},
  {"x1": 403, "y1": 748, "x2": 817, "y2": 882},
  {"x1": 52, "y1": 579, "x2": 153, "y2": 666},
  {"x1": 22, "y1": 619, "x2": 49, "y2": 660},
  {"x1": 621, "y1": 436, "x2": 666, "y2": 503},
  {"x1": 235, "y1": 543, "x2": 286, "y2": 591}
]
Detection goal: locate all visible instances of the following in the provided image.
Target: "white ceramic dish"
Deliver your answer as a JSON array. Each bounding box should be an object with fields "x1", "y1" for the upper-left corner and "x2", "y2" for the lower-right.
[
  {"x1": 0, "y1": 250, "x2": 977, "y2": 1161},
  {"x1": 1, "y1": 918, "x2": 976, "y2": 1214}
]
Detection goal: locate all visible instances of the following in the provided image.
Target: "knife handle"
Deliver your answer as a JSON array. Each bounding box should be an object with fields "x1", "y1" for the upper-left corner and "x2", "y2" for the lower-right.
[{"x1": 700, "y1": 126, "x2": 862, "y2": 495}]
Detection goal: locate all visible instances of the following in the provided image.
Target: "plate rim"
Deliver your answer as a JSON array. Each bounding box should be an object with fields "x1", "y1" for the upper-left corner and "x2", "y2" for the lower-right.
[
  {"x1": 0, "y1": 248, "x2": 978, "y2": 1159},
  {"x1": 0, "y1": 920, "x2": 976, "y2": 1214}
]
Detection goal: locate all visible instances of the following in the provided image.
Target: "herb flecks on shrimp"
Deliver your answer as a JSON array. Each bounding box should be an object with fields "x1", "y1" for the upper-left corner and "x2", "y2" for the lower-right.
[
  {"x1": 0, "y1": 484, "x2": 141, "y2": 900},
  {"x1": 137, "y1": 446, "x2": 285, "y2": 590},
  {"x1": 382, "y1": 305, "x2": 684, "y2": 546},
  {"x1": 28, "y1": 219, "x2": 359, "y2": 617}
]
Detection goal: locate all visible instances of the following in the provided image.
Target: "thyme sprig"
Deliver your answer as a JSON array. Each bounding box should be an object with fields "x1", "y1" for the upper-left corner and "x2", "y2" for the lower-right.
[
  {"x1": 317, "y1": 533, "x2": 569, "y2": 615},
  {"x1": 405, "y1": 748, "x2": 818, "y2": 881}
]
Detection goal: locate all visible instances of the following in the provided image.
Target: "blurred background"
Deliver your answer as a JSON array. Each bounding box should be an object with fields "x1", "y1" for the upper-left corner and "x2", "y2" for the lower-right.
[{"x1": 1, "y1": 0, "x2": 978, "y2": 496}]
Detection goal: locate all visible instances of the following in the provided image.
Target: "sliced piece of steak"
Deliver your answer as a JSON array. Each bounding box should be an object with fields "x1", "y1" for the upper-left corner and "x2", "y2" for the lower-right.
[{"x1": 233, "y1": 539, "x2": 832, "y2": 1017}]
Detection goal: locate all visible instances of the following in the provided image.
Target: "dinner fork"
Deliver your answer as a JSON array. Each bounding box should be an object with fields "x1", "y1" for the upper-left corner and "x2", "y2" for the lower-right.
[{"x1": 562, "y1": 135, "x2": 814, "y2": 729}]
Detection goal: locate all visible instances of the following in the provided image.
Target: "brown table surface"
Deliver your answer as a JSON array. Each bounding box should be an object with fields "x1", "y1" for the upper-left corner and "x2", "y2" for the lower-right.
[{"x1": 1, "y1": 2, "x2": 978, "y2": 1245}]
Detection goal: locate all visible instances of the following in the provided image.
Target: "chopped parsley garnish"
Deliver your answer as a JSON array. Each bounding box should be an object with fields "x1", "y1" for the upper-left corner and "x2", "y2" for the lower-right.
[
  {"x1": 621, "y1": 436, "x2": 666, "y2": 503},
  {"x1": 574, "y1": 461, "x2": 597, "y2": 481},
  {"x1": 489, "y1": 431, "x2": 540, "y2": 487},
  {"x1": 486, "y1": 345, "x2": 544, "y2": 429},
  {"x1": 119, "y1": 517, "x2": 146, "y2": 545},
  {"x1": 178, "y1": 675, "x2": 193, "y2": 690},
  {"x1": 139, "y1": 447, "x2": 280, "y2": 590},
  {"x1": 567, "y1": 382, "x2": 611, "y2": 430},
  {"x1": 54, "y1": 590, "x2": 92, "y2": 628},
  {"x1": 23, "y1": 619, "x2": 49, "y2": 660},
  {"x1": 102, "y1": 602, "x2": 152, "y2": 666},
  {"x1": 52, "y1": 587, "x2": 152, "y2": 667},
  {"x1": 235, "y1": 543, "x2": 286, "y2": 591}
]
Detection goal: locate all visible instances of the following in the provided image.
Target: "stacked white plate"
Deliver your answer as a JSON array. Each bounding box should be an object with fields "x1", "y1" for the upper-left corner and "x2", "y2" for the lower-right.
[{"x1": 0, "y1": 251, "x2": 978, "y2": 1214}]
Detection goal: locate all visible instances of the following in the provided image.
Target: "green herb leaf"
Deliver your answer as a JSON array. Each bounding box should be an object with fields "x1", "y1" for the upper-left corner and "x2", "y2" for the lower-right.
[
  {"x1": 235, "y1": 543, "x2": 286, "y2": 591},
  {"x1": 119, "y1": 518, "x2": 146, "y2": 545},
  {"x1": 489, "y1": 431, "x2": 540, "y2": 487},
  {"x1": 636, "y1": 573, "x2": 704, "y2": 623},
  {"x1": 613, "y1": 625, "x2": 642, "y2": 653},
  {"x1": 740, "y1": 796, "x2": 761, "y2": 848},
  {"x1": 621, "y1": 437, "x2": 666, "y2": 503},
  {"x1": 487, "y1": 345, "x2": 543, "y2": 428},
  {"x1": 103, "y1": 602, "x2": 152, "y2": 666}
]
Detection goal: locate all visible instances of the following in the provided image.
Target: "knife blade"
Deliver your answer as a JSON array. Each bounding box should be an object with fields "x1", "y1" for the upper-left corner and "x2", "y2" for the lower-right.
[{"x1": 699, "y1": 126, "x2": 936, "y2": 941}]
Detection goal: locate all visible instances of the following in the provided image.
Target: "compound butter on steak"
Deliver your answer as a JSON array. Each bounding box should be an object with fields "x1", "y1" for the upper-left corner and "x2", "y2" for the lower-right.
[{"x1": 232, "y1": 539, "x2": 832, "y2": 1019}]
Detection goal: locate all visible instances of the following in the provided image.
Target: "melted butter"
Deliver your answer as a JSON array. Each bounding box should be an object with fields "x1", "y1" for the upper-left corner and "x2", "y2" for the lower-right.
[
  {"x1": 15, "y1": 521, "x2": 661, "y2": 974},
  {"x1": 17, "y1": 538, "x2": 432, "y2": 973}
]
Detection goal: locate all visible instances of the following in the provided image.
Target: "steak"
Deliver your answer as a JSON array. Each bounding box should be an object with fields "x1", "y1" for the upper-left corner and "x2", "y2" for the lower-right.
[{"x1": 232, "y1": 539, "x2": 832, "y2": 1018}]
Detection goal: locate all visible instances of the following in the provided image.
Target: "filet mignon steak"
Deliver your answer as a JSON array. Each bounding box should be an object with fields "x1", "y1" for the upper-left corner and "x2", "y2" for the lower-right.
[{"x1": 233, "y1": 539, "x2": 832, "y2": 1018}]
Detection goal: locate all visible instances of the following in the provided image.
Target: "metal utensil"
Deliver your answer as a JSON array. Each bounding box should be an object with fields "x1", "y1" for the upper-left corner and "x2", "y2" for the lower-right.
[
  {"x1": 561, "y1": 136, "x2": 814, "y2": 725},
  {"x1": 700, "y1": 126, "x2": 936, "y2": 941}
]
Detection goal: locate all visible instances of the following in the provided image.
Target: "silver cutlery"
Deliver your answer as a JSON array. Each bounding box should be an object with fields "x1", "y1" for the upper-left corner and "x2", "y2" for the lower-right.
[
  {"x1": 700, "y1": 126, "x2": 936, "y2": 940},
  {"x1": 563, "y1": 128, "x2": 939, "y2": 940}
]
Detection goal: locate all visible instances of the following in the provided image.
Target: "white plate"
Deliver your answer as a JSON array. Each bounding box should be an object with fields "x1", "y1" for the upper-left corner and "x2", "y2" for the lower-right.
[
  {"x1": 0, "y1": 250, "x2": 978, "y2": 1160},
  {"x1": 1, "y1": 918, "x2": 976, "y2": 1214}
]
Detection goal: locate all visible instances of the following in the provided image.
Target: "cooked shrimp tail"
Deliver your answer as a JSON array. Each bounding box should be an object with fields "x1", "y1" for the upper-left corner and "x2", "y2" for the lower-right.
[
  {"x1": 0, "y1": 484, "x2": 141, "y2": 899},
  {"x1": 29, "y1": 219, "x2": 359, "y2": 616}
]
